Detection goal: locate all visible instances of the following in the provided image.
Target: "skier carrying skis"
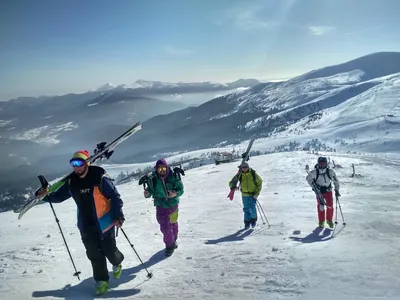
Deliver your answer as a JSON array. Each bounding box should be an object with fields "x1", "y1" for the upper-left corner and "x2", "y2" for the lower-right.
[
  {"x1": 228, "y1": 162, "x2": 263, "y2": 229},
  {"x1": 36, "y1": 150, "x2": 125, "y2": 295},
  {"x1": 143, "y1": 158, "x2": 184, "y2": 257},
  {"x1": 306, "y1": 156, "x2": 341, "y2": 228}
]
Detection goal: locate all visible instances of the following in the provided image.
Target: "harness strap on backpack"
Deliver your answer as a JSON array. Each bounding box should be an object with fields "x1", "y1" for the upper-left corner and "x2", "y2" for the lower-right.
[{"x1": 315, "y1": 166, "x2": 331, "y2": 181}]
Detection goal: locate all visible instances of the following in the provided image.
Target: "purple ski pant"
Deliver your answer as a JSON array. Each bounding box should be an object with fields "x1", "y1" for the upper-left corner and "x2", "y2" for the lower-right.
[{"x1": 156, "y1": 205, "x2": 179, "y2": 248}]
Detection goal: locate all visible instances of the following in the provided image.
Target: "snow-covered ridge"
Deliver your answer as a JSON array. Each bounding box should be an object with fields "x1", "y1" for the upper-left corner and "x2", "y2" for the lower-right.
[{"x1": 90, "y1": 78, "x2": 261, "y2": 92}]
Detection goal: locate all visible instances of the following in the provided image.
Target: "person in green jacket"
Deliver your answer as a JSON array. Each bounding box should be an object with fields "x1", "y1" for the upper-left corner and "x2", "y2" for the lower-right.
[
  {"x1": 144, "y1": 158, "x2": 184, "y2": 257},
  {"x1": 229, "y1": 162, "x2": 263, "y2": 229}
]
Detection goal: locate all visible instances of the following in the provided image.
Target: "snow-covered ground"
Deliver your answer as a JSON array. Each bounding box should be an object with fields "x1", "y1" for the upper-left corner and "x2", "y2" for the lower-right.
[{"x1": 1, "y1": 151, "x2": 400, "y2": 299}]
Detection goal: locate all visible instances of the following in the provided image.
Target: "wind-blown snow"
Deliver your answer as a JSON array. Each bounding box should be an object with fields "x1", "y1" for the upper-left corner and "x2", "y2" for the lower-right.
[
  {"x1": 0, "y1": 120, "x2": 14, "y2": 128},
  {"x1": 91, "y1": 83, "x2": 117, "y2": 92},
  {"x1": 1, "y1": 151, "x2": 400, "y2": 299},
  {"x1": 11, "y1": 122, "x2": 78, "y2": 145}
]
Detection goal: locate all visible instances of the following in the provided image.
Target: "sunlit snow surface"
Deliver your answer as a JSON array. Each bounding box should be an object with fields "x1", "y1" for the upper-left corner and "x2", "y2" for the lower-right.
[{"x1": 1, "y1": 151, "x2": 399, "y2": 299}]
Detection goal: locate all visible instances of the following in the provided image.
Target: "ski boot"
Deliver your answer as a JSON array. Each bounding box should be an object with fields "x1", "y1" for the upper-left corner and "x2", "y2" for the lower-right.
[
  {"x1": 318, "y1": 221, "x2": 325, "y2": 228},
  {"x1": 326, "y1": 221, "x2": 334, "y2": 229},
  {"x1": 165, "y1": 242, "x2": 178, "y2": 257},
  {"x1": 250, "y1": 217, "x2": 257, "y2": 228},
  {"x1": 95, "y1": 281, "x2": 109, "y2": 295},
  {"x1": 244, "y1": 221, "x2": 251, "y2": 230},
  {"x1": 113, "y1": 264, "x2": 122, "y2": 279}
]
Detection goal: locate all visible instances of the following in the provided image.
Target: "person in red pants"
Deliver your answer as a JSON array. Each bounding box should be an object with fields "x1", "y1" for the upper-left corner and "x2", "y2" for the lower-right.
[{"x1": 306, "y1": 157, "x2": 341, "y2": 228}]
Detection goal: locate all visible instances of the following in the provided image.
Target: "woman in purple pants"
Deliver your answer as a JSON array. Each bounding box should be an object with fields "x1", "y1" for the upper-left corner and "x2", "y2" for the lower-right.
[{"x1": 144, "y1": 159, "x2": 184, "y2": 257}]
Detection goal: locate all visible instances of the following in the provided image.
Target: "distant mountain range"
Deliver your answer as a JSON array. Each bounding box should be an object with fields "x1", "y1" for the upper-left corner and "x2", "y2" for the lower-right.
[
  {"x1": 113, "y1": 52, "x2": 400, "y2": 162},
  {"x1": 0, "y1": 78, "x2": 262, "y2": 191},
  {"x1": 2, "y1": 52, "x2": 400, "y2": 212},
  {"x1": 89, "y1": 78, "x2": 262, "y2": 93}
]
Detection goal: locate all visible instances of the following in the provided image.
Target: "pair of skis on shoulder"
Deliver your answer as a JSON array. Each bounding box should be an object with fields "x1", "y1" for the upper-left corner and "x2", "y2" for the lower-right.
[
  {"x1": 14, "y1": 121, "x2": 143, "y2": 220},
  {"x1": 227, "y1": 138, "x2": 255, "y2": 201}
]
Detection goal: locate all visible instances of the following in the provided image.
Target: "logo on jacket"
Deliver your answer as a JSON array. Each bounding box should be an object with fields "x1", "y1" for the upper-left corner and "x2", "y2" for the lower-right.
[{"x1": 80, "y1": 188, "x2": 91, "y2": 193}]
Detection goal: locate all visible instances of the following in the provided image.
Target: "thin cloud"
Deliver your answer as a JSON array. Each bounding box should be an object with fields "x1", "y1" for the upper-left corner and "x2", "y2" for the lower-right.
[
  {"x1": 221, "y1": 3, "x2": 280, "y2": 31},
  {"x1": 165, "y1": 46, "x2": 193, "y2": 55},
  {"x1": 308, "y1": 26, "x2": 336, "y2": 36},
  {"x1": 231, "y1": 8, "x2": 278, "y2": 30},
  {"x1": 343, "y1": 25, "x2": 384, "y2": 36}
]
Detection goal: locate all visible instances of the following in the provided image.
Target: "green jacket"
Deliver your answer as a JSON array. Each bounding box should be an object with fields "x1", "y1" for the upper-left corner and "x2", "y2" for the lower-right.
[
  {"x1": 144, "y1": 169, "x2": 184, "y2": 208},
  {"x1": 229, "y1": 168, "x2": 262, "y2": 196}
]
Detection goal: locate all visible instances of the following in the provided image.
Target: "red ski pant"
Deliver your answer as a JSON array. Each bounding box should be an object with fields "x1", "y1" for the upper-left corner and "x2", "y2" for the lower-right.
[{"x1": 316, "y1": 191, "x2": 334, "y2": 222}]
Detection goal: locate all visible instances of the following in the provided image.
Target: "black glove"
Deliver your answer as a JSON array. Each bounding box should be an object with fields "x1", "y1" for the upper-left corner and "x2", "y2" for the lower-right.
[
  {"x1": 114, "y1": 216, "x2": 125, "y2": 227},
  {"x1": 335, "y1": 189, "x2": 341, "y2": 197}
]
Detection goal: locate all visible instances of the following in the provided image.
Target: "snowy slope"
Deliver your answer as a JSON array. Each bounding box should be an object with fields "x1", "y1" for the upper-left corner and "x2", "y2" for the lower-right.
[
  {"x1": 1, "y1": 151, "x2": 400, "y2": 299},
  {"x1": 107, "y1": 53, "x2": 400, "y2": 166},
  {"x1": 251, "y1": 73, "x2": 400, "y2": 155}
]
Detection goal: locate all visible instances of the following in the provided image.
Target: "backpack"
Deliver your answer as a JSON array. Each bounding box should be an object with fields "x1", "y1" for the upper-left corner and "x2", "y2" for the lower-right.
[
  {"x1": 148, "y1": 166, "x2": 184, "y2": 190},
  {"x1": 238, "y1": 169, "x2": 259, "y2": 188},
  {"x1": 314, "y1": 164, "x2": 332, "y2": 181}
]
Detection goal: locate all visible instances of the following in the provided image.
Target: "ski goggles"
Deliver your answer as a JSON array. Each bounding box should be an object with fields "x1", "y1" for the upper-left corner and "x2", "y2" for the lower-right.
[
  {"x1": 70, "y1": 159, "x2": 86, "y2": 167},
  {"x1": 157, "y1": 166, "x2": 167, "y2": 172}
]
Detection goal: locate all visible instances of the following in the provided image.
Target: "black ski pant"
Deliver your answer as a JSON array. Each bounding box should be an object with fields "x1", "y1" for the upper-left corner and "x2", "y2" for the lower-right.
[{"x1": 81, "y1": 226, "x2": 124, "y2": 282}]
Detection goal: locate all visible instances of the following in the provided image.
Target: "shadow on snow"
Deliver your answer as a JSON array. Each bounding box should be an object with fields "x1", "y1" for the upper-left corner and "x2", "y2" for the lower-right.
[
  {"x1": 205, "y1": 228, "x2": 254, "y2": 245},
  {"x1": 32, "y1": 249, "x2": 167, "y2": 299},
  {"x1": 289, "y1": 227, "x2": 333, "y2": 243}
]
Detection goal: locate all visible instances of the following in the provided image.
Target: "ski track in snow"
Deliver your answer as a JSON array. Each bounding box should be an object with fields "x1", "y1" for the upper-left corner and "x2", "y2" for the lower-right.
[{"x1": 1, "y1": 151, "x2": 400, "y2": 299}]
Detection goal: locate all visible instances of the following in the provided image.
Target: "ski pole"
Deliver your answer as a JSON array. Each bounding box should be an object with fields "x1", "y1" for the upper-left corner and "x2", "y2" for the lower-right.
[
  {"x1": 255, "y1": 200, "x2": 267, "y2": 225},
  {"x1": 335, "y1": 196, "x2": 346, "y2": 225},
  {"x1": 49, "y1": 202, "x2": 81, "y2": 280},
  {"x1": 335, "y1": 197, "x2": 338, "y2": 225},
  {"x1": 120, "y1": 228, "x2": 153, "y2": 279},
  {"x1": 256, "y1": 199, "x2": 270, "y2": 227},
  {"x1": 254, "y1": 199, "x2": 265, "y2": 224}
]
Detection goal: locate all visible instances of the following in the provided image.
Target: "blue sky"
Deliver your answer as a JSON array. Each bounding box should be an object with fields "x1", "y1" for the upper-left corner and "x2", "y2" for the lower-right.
[{"x1": 0, "y1": 0, "x2": 399, "y2": 100}]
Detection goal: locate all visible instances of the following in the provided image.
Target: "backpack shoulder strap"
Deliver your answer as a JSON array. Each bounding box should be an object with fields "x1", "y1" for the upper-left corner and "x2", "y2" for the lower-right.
[
  {"x1": 147, "y1": 173, "x2": 158, "y2": 190},
  {"x1": 315, "y1": 168, "x2": 319, "y2": 181},
  {"x1": 326, "y1": 168, "x2": 331, "y2": 180},
  {"x1": 251, "y1": 169, "x2": 258, "y2": 187},
  {"x1": 234, "y1": 172, "x2": 242, "y2": 187},
  {"x1": 151, "y1": 175, "x2": 157, "y2": 189}
]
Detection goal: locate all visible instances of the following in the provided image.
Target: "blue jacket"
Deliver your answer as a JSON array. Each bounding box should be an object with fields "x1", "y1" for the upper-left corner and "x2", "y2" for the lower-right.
[{"x1": 43, "y1": 166, "x2": 124, "y2": 236}]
